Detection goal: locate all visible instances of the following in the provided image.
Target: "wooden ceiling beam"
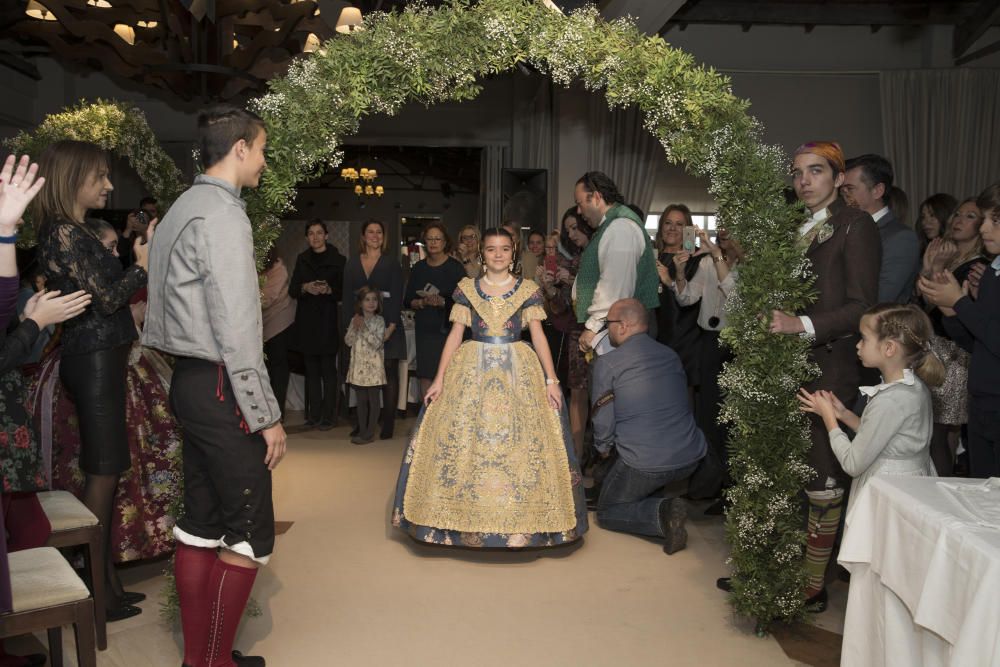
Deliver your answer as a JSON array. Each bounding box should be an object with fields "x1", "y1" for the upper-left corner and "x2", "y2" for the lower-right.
[
  {"x1": 953, "y1": 0, "x2": 1000, "y2": 58},
  {"x1": 600, "y1": 0, "x2": 686, "y2": 36},
  {"x1": 955, "y1": 36, "x2": 1000, "y2": 63},
  {"x1": 664, "y1": 2, "x2": 992, "y2": 29}
]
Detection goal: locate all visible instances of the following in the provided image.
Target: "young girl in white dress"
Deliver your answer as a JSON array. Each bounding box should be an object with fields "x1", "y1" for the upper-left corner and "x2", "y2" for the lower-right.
[
  {"x1": 345, "y1": 286, "x2": 386, "y2": 445},
  {"x1": 798, "y1": 303, "x2": 944, "y2": 513}
]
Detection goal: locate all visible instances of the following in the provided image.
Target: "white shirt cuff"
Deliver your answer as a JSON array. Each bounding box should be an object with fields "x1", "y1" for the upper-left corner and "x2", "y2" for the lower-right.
[
  {"x1": 799, "y1": 315, "x2": 815, "y2": 337},
  {"x1": 585, "y1": 318, "x2": 603, "y2": 333}
]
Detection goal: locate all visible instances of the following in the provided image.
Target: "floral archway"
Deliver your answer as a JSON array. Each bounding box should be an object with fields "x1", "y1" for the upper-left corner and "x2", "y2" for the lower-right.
[
  {"x1": 7, "y1": 0, "x2": 820, "y2": 631},
  {"x1": 250, "y1": 0, "x2": 817, "y2": 630}
]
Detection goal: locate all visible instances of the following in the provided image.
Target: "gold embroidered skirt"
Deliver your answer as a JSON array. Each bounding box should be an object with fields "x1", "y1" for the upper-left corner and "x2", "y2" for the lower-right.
[{"x1": 392, "y1": 340, "x2": 587, "y2": 547}]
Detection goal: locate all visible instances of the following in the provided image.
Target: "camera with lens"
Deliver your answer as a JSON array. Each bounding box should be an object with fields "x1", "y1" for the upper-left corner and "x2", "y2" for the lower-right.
[{"x1": 135, "y1": 210, "x2": 149, "y2": 226}]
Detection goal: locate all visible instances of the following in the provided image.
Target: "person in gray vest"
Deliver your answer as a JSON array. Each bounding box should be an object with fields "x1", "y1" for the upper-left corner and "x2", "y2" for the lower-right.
[
  {"x1": 144, "y1": 105, "x2": 285, "y2": 667},
  {"x1": 843, "y1": 154, "x2": 919, "y2": 304},
  {"x1": 590, "y1": 298, "x2": 707, "y2": 554},
  {"x1": 572, "y1": 172, "x2": 660, "y2": 352}
]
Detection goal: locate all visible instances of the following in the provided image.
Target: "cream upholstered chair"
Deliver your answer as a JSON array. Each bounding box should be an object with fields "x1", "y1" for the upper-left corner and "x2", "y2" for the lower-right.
[
  {"x1": 37, "y1": 490, "x2": 107, "y2": 650},
  {"x1": 0, "y1": 546, "x2": 96, "y2": 667}
]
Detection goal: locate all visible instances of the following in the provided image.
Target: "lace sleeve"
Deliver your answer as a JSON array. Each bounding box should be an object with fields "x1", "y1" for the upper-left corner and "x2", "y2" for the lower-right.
[
  {"x1": 449, "y1": 304, "x2": 472, "y2": 327},
  {"x1": 521, "y1": 304, "x2": 547, "y2": 326},
  {"x1": 49, "y1": 223, "x2": 146, "y2": 317}
]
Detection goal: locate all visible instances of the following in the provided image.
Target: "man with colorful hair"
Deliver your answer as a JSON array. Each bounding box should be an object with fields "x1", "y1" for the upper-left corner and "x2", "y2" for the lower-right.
[{"x1": 720, "y1": 141, "x2": 880, "y2": 611}]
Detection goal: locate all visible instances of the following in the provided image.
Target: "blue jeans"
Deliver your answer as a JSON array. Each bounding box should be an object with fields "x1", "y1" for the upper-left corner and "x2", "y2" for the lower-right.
[{"x1": 596, "y1": 458, "x2": 698, "y2": 537}]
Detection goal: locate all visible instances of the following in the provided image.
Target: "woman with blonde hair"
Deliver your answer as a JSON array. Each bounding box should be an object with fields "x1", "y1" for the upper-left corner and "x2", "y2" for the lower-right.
[
  {"x1": 453, "y1": 224, "x2": 482, "y2": 278},
  {"x1": 919, "y1": 197, "x2": 989, "y2": 474},
  {"x1": 34, "y1": 139, "x2": 153, "y2": 622}
]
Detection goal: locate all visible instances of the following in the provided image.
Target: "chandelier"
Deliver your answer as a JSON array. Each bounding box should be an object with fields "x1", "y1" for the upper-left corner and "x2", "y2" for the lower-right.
[
  {"x1": 341, "y1": 166, "x2": 384, "y2": 197},
  {"x1": 9, "y1": 0, "x2": 366, "y2": 101}
]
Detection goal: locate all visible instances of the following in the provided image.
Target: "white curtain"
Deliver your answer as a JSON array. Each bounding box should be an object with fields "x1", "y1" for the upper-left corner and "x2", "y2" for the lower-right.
[
  {"x1": 510, "y1": 74, "x2": 556, "y2": 228},
  {"x1": 479, "y1": 144, "x2": 510, "y2": 228},
  {"x1": 880, "y1": 69, "x2": 1000, "y2": 210},
  {"x1": 588, "y1": 103, "x2": 660, "y2": 218}
]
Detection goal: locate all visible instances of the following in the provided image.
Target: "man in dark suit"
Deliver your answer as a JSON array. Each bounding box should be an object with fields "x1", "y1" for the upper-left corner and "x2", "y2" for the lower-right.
[
  {"x1": 767, "y1": 141, "x2": 881, "y2": 609},
  {"x1": 843, "y1": 154, "x2": 920, "y2": 304}
]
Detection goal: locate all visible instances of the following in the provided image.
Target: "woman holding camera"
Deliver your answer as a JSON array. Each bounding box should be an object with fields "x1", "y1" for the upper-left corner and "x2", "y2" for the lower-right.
[
  {"x1": 34, "y1": 140, "x2": 152, "y2": 622},
  {"x1": 289, "y1": 219, "x2": 346, "y2": 429}
]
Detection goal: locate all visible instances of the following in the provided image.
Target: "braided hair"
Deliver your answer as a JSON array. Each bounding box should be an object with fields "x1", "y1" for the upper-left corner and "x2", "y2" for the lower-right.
[{"x1": 864, "y1": 303, "x2": 945, "y2": 387}]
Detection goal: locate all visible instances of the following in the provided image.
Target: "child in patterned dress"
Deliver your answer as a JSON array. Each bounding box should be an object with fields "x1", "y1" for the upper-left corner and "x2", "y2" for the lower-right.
[{"x1": 345, "y1": 286, "x2": 386, "y2": 444}]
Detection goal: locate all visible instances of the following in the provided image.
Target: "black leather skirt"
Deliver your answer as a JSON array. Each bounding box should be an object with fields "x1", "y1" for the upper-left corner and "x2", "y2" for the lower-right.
[{"x1": 59, "y1": 344, "x2": 131, "y2": 475}]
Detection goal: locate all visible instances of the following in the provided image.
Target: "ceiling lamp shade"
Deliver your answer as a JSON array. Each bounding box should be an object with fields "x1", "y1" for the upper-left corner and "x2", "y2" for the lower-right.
[
  {"x1": 336, "y1": 6, "x2": 363, "y2": 34},
  {"x1": 25, "y1": 1, "x2": 57, "y2": 21},
  {"x1": 87, "y1": 0, "x2": 113, "y2": 7},
  {"x1": 113, "y1": 23, "x2": 135, "y2": 45}
]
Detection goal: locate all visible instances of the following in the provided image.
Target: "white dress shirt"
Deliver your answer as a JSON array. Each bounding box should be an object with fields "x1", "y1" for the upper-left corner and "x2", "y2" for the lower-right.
[
  {"x1": 797, "y1": 207, "x2": 831, "y2": 336},
  {"x1": 672, "y1": 254, "x2": 737, "y2": 331},
  {"x1": 871, "y1": 206, "x2": 890, "y2": 223},
  {"x1": 571, "y1": 214, "x2": 648, "y2": 333}
]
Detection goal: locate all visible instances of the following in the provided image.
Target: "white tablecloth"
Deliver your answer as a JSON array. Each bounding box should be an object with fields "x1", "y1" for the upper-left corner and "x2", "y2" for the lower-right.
[{"x1": 839, "y1": 476, "x2": 1000, "y2": 667}]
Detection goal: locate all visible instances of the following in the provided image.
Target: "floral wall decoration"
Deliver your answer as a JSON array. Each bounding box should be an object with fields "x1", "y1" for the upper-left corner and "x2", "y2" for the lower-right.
[{"x1": 5, "y1": 99, "x2": 186, "y2": 245}]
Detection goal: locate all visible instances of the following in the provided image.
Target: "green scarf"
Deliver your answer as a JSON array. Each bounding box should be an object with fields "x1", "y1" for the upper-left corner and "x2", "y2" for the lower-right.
[{"x1": 574, "y1": 203, "x2": 660, "y2": 323}]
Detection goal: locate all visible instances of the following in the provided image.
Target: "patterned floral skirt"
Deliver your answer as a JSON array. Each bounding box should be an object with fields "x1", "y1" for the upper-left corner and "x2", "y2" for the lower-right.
[
  {"x1": 0, "y1": 367, "x2": 46, "y2": 493},
  {"x1": 392, "y1": 340, "x2": 588, "y2": 547},
  {"x1": 27, "y1": 345, "x2": 182, "y2": 562}
]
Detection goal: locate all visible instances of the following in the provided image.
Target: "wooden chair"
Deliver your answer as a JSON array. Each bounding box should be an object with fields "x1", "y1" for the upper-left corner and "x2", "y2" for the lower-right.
[
  {"x1": 37, "y1": 490, "x2": 107, "y2": 650},
  {"x1": 0, "y1": 546, "x2": 96, "y2": 667}
]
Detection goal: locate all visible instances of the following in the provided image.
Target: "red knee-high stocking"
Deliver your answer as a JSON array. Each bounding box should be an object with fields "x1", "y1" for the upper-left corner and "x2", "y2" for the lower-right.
[
  {"x1": 175, "y1": 543, "x2": 219, "y2": 666},
  {"x1": 2, "y1": 493, "x2": 51, "y2": 552},
  {"x1": 205, "y1": 559, "x2": 258, "y2": 667}
]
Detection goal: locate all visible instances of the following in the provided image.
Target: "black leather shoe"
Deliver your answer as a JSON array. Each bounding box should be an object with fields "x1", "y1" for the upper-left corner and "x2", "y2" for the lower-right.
[
  {"x1": 659, "y1": 497, "x2": 688, "y2": 554},
  {"x1": 232, "y1": 650, "x2": 266, "y2": 666},
  {"x1": 106, "y1": 603, "x2": 142, "y2": 622},
  {"x1": 805, "y1": 587, "x2": 828, "y2": 613},
  {"x1": 121, "y1": 590, "x2": 146, "y2": 604},
  {"x1": 379, "y1": 430, "x2": 393, "y2": 440},
  {"x1": 716, "y1": 577, "x2": 732, "y2": 592},
  {"x1": 317, "y1": 420, "x2": 335, "y2": 431}
]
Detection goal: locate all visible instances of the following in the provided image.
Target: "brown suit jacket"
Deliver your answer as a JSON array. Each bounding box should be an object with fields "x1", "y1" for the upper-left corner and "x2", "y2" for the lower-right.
[{"x1": 800, "y1": 198, "x2": 881, "y2": 491}]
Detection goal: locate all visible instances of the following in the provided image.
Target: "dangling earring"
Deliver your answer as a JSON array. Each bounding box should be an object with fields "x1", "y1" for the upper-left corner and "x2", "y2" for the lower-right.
[{"x1": 509, "y1": 261, "x2": 514, "y2": 272}]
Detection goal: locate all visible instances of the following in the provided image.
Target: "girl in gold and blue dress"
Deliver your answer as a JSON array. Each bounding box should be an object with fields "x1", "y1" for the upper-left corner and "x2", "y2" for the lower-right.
[{"x1": 392, "y1": 227, "x2": 588, "y2": 548}]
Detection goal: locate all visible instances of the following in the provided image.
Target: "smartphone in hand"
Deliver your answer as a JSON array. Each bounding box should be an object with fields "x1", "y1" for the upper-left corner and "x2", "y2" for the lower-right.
[{"x1": 682, "y1": 227, "x2": 696, "y2": 252}]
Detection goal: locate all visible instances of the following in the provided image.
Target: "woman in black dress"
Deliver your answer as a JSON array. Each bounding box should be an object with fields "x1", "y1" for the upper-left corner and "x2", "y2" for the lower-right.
[
  {"x1": 404, "y1": 222, "x2": 466, "y2": 399},
  {"x1": 289, "y1": 219, "x2": 346, "y2": 429},
  {"x1": 342, "y1": 219, "x2": 405, "y2": 439},
  {"x1": 654, "y1": 204, "x2": 702, "y2": 393},
  {"x1": 35, "y1": 140, "x2": 152, "y2": 621}
]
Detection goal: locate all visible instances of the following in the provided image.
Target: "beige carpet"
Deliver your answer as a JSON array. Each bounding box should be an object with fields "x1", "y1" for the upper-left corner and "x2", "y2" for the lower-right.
[{"x1": 17, "y1": 418, "x2": 844, "y2": 666}]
